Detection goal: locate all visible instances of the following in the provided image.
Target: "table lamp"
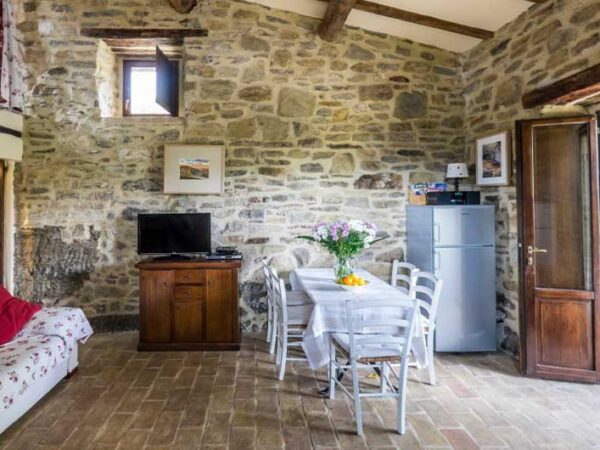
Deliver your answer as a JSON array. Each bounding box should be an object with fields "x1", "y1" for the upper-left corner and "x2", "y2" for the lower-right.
[{"x1": 446, "y1": 163, "x2": 468, "y2": 192}]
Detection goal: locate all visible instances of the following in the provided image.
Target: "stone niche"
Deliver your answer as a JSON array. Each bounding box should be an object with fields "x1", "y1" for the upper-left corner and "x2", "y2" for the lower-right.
[{"x1": 94, "y1": 37, "x2": 183, "y2": 118}]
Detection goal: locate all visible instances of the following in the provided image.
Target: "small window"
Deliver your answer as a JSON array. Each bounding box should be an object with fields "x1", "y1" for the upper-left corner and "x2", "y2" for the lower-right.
[{"x1": 123, "y1": 48, "x2": 180, "y2": 117}]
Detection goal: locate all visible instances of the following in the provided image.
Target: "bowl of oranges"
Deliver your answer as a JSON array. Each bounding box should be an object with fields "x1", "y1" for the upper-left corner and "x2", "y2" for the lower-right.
[{"x1": 337, "y1": 273, "x2": 369, "y2": 289}]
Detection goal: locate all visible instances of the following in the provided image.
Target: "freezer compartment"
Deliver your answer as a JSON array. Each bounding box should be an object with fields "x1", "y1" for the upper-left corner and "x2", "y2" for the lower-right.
[
  {"x1": 433, "y1": 206, "x2": 495, "y2": 247},
  {"x1": 434, "y1": 246, "x2": 496, "y2": 352}
]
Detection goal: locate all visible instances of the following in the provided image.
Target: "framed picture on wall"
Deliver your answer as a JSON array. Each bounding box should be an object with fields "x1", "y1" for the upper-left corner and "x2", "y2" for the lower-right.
[
  {"x1": 476, "y1": 131, "x2": 511, "y2": 186},
  {"x1": 164, "y1": 145, "x2": 224, "y2": 194}
]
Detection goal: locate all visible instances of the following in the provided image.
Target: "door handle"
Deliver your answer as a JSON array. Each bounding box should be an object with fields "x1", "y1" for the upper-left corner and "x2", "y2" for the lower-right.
[
  {"x1": 527, "y1": 245, "x2": 547, "y2": 254},
  {"x1": 433, "y1": 251, "x2": 440, "y2": 275}
]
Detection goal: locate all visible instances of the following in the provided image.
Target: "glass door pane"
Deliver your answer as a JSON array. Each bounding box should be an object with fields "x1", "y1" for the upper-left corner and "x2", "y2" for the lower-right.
[{"x1": 533, "y1": 123, "x2": 593, "y2": 290}]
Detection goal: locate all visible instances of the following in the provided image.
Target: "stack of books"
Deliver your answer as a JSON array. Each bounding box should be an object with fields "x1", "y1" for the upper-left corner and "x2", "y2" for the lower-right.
[{"x1": 409, "y1": 182, "x2": 448, "y2": 205}]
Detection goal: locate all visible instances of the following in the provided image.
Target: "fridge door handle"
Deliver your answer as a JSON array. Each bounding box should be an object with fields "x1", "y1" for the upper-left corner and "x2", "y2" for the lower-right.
[
  {"x1": 433, "y1": 223, "x2": 440, "y2": 244},
  {"x1": 434, "y1": 251, "x2": 440, "y2": 275}
]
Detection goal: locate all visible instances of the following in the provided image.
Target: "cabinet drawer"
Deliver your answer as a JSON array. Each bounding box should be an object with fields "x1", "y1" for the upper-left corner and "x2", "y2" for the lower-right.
[
  {"x1": 174, "y1": 270, "x2": 205, "y2": 285},
  {"x1": 174, "y1": 285, "x2": 204, "y2": 301}
]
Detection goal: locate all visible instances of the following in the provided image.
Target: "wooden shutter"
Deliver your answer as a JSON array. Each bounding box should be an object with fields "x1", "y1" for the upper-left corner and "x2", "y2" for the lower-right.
[{"x1": 155, "y1": 46, "x2": 179, "y2": 116}]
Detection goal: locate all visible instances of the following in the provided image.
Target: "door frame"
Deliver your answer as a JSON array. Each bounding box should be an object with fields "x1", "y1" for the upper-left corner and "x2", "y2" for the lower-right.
[
  {"x1": 516, "y1": 115, "x2": 600, "y2": 382},
  {"x1": 0, "y1": 162, "x2": 4, "y2": 286}
]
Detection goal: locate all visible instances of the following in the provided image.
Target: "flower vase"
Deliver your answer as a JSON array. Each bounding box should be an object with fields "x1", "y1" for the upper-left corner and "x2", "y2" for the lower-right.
[{"x1": 334, "y1": 257, "x2": 354, "y2": 281}]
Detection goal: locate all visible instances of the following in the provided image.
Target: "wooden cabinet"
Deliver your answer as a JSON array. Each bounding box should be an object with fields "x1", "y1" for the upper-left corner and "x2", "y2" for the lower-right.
[
  {"x1": 136, "y1": 259, "x2": 241, "y2": 351},
  {"x1": 139, "y1": 270, "x2": 173, "y2": 344}
]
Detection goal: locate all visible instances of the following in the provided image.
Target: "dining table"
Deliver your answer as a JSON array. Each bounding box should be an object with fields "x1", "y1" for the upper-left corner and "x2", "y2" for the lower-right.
[{"x1": 290, "y1": 268, "x2": 428, "y2": 371}]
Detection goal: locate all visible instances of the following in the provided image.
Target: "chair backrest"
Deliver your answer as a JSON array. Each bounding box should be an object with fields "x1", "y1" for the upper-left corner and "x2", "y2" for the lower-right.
[
  {"x1": 270, "y1": 267, "x2": 289, "y2": 325},
  {"x1": 345, "y1": 296, "x2": 419, "y2": 361},
  {"x1": 391, "y1": 260, "x2": 418, "y2": 297},
  {"x1": 261, "y1": 259, "x2": 274, "y2": 302},
  {"x1": 411, "y1": 271, "x2": 443, "y2": 328}
]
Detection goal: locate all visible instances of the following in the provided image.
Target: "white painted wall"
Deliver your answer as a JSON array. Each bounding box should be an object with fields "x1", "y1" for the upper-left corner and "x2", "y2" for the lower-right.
[{"x1": 0, "y1": 109, "x2": 22, "y2": 291}]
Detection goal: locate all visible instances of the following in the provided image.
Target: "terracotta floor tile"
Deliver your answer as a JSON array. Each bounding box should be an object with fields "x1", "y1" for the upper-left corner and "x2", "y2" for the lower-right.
[
  {"x1": 441, "y1": 428, "x2": 480, "y2": 450},
  {"x1": 146, "y1": 410, "x2": 181, "y2": 446},
  {"x1": 3, "y1": 332, "x2": 600, "y2": 450}
]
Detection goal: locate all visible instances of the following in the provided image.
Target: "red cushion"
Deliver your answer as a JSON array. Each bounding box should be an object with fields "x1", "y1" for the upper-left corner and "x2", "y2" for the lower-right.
[{"x1": 0, "y1": 286, "x2": 41, "y2": 345}]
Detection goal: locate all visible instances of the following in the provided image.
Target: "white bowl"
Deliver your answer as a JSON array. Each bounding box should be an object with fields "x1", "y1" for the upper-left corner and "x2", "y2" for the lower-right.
[{"x1": 337, "y1": 280, "x2": 370, "y2": 290}]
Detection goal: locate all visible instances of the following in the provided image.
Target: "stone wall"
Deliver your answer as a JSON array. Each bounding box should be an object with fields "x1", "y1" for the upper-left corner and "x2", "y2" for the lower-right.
[
  {"x1": 462, "y1": 0, "x2": 600, "y2": 355},
  {"x1": 13, "y1": 0, "x2": 464, "y2": 331}
]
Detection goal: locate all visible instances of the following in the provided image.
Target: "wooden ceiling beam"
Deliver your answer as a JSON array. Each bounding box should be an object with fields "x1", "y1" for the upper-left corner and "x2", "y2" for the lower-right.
[
  {"x1": 80, "y1": 28, "x2": 208, "y2": 40},
  {"x1": 522, "y1": 63, "x2": 600, "y2": 108},
  {"x1": 318, "y1": 0, "x2": 358, "y2": 41},
  {"x1": 353, "y1": 0, "x2": 494, "y2": 40}
]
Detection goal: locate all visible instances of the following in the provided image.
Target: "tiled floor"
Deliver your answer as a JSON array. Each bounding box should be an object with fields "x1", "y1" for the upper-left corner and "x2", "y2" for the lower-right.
[{"x1": 2, "y1": 333, "x2": 600, "y2": 449}]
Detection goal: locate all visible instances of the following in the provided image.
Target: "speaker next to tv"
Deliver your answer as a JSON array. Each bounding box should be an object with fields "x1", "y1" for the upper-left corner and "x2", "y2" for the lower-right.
[{"x1": 426, "y1": 191, "x2": 480, "y2": 205}]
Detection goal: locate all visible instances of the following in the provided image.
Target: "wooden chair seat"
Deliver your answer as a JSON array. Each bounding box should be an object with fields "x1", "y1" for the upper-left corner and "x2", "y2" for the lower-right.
[{"x1": 332, "y1": 333, "x2": 405, "y2": 364}]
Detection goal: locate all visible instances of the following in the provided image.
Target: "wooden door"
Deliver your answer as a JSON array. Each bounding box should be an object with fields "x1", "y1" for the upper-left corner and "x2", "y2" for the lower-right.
[
  {"x1": 518, "y1": 116, "x2": 600, "y2": 382},
  {"x1": 139, "y1": 270, "x2": 173, "y2": 343},
  {"x1": 205, "y1": 269, "x2": 237, "y2": 343}
]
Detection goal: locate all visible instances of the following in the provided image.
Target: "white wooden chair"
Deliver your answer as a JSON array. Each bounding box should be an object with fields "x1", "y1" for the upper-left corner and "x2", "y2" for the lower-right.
[
  {"x1": 411, "y1": 271, "x2": 443, "y2": 385},
  {"x1": 261, "y1": 260, "x2": 275, "y2": 347},
  {"x1": 328, "y1": 297, "x2": 419, "y2": 435},
  {"x1": 391, "y1": 260, "x2": 418, "y2": 297},
  {"x1": 271, "y1": 268, "x2": 312, "y2": 379},
  {"x1": 262, "y1": 261, "x2": 311, "y2": 354}
]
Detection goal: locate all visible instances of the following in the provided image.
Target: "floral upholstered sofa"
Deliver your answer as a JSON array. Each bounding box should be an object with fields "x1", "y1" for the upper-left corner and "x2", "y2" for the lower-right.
[{"x1": 0, "y1": 307, "x2": 93, "y2": 433}]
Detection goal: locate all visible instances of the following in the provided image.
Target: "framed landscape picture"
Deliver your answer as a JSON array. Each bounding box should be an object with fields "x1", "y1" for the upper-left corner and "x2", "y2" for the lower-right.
[
  {"x1": 476, "y1": 131, "x2": 511, "y2": 186},
  {"x1": 164, "y1": 145, "x2": 224, "y2": 194}
]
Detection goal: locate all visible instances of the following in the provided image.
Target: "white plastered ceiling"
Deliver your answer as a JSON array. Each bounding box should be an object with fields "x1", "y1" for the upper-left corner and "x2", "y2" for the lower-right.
[{"x1": 246, "y1": 0, "x2": 533, "y2": 52}]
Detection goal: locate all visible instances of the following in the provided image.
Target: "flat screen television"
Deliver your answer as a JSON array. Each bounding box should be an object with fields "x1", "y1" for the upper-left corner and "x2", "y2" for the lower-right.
[{"x1": 137, "y1": 213, "x2": 211, "y2": 256}]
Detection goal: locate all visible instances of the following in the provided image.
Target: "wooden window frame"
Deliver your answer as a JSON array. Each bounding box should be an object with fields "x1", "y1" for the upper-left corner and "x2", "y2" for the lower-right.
[{"x1": 122, "y1": 59, "x2": 180, "y2": 117}]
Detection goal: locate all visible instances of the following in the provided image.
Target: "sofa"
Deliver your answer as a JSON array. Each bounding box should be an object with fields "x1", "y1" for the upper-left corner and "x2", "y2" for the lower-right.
[{"x1": 0, "y1": 307, "x2": 93, "y2": 433}]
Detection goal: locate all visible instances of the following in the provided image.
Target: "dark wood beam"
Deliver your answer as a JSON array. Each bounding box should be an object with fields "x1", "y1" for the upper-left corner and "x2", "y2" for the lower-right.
[
  {"x1": 353, "y1": 0, "x2": 494, "y2": 40},
  {"x1": 522, "y1": 63, "x2": 600, "y2": 108},
  {"x1": 0, "y1": 125, "x2": 21, "y2": 139},
  {"x1": 318, "y1": 0, "x2": 358, "y2": 41},
  {"x1": 80, "y1": 28, "x2": 208, "y2": 40}
]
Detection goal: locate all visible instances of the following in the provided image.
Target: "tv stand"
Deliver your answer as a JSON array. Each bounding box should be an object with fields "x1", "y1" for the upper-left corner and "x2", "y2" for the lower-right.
[
  {"x1": 152, "y1": 254, "x2": 194, "y2": 261},
  {"x1": 136, "y1": 258, "x2": 242, "y2": 351}
]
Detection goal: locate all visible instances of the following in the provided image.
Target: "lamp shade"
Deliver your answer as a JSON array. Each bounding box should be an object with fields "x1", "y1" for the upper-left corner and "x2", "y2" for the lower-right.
[{"x1": 446, "y1": 163, "x2": 468, "y2": 179}]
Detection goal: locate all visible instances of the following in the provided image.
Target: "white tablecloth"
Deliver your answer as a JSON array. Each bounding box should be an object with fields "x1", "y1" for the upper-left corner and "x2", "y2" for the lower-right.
[{"x1": 291, "y1": 268, "x2": 428, "y2": 370}]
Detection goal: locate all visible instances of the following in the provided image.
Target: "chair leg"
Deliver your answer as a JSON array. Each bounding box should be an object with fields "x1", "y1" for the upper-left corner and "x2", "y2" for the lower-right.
[
  {"x1": 380, "y1": 363, "x2": 388, "y2": 393},
  {"x1": 427, "y1": 332, "x2": 436, "y2": 386},
  {"x1": 278, "y1": 332, "x2": 288, "y2": 381},
  {"x1": 266, "y1": 299, "x2": 272, "y2": 343},
  {"x1": 269, "y1": 309, "x2": 278, "y2": 355},
  {"x1": 351, "y1": 359, "x2": 363, "y2": 436},
  {"x1": 275, "y1": 325, "x2": 283, "y2": 365},
  {"x1": 396, "y1": 365, "x2": 408, "y2": 435},
  {"x1": 329, "y1": 341, "x2": 336, "y2": 400}
]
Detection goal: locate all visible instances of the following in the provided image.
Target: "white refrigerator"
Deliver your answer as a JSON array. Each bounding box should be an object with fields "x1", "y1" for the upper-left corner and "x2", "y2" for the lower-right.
[{"x1": 407, "y1": 205, "x2": 497, "y2": 352}]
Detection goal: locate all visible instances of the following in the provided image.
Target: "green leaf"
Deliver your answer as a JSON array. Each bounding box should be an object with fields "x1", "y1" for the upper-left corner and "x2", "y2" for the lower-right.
[{"x1": 296, "y1": 235, "x2": 316, "y2": 242}]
